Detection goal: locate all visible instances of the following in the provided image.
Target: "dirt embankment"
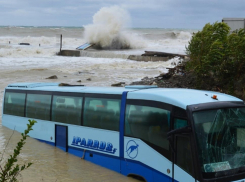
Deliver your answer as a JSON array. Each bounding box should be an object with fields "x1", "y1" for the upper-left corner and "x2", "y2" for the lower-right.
[
  {"x1": 130, "y1": 62, "x2": 245, "y2": 101},
  {"x1": 130, "y1": 63, "x2": 196, "y2": 88}
]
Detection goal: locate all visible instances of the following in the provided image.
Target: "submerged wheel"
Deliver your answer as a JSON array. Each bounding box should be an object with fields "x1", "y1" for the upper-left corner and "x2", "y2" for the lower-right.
[{"x1": 128, "y1": 174, "x2": 146, "y2": 182}]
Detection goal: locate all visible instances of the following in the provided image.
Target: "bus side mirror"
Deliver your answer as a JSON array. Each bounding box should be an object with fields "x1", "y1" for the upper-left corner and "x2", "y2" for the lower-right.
[{"x1": 167, "y1": 126, "x2": 192, "y2": 138}]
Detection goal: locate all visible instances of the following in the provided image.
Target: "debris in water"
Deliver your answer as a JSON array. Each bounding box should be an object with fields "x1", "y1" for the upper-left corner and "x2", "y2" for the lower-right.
[
  {"x1": 19, "y1": 43, "x2": 30, "y2": 45},
  {"x1": 46, "y1": 75, "x2": 58, "y2": 79},
  {"x1": 76, "y1": 43, "x2": 94, "y2": 50},
  {"x1": 111, "y1": 82, "x2": 125, "y2": 87}
]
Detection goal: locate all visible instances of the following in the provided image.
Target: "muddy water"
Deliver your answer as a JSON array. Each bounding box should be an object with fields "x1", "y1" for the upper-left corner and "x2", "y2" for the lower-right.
[
  {"x1": 0, "y1": 68, "x2": 143, "y2": 182},
  {"x1": 0, "y1": 127, "x2": 140, "y2": 182}
]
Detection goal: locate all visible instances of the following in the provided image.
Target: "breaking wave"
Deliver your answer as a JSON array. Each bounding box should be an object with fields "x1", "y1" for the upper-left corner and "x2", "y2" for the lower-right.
[{"x1": 84, "y1": 6, "x2": 146, "y2": 50}]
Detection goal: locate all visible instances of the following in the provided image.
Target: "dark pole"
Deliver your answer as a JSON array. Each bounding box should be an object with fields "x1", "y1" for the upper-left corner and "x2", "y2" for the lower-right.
[{"x1": 60, "y1": 34, "x2": 62, "y2": 52}]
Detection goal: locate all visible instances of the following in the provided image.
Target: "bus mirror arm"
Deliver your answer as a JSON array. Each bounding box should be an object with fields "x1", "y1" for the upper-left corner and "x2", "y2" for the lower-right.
[
  {"x1": 167, "y1": 126, "x2": 192, "y2": 138},
  {"x1": 168, "y1": 136, "x2": 175, "y2": 153}
]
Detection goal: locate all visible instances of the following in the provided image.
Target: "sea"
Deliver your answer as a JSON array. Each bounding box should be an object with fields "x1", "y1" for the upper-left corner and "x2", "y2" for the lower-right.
[{"x1": 0, "y1": 26, "x2": 198, "y2": 181}]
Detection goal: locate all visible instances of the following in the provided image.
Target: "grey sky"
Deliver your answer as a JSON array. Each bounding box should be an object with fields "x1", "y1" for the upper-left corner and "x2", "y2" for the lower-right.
[{"x1": 0, "y1": 0, "x2": 244, "y2": 29}]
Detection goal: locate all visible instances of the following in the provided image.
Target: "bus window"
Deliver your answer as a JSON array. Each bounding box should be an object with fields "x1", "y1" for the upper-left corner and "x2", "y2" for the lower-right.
[
  {"x1": 83, "y1": 97, "x2": 121, "y2": 131},
  {"x1": 174, "y1": 118, "x2": 188, "y2": 129},
  {"x1": 4, "y1": 92, "x2": 26, "y2": 117},
  {"x1": 26, "y1": 93, "x2": 51, "y2": 120},
  {"x1": 52, "y1": 95, "x2": 83, "y2": 125},
  {"x1": 125, "y1": 104, "x2": 170, "y2": 150},
  {"x1": 193, "y1": 108, "x2": 245, "y2": 174}
]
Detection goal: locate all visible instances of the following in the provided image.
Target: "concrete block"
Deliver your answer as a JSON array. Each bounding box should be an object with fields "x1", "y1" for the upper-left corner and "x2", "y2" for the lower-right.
[{"x1": 58, "y1": 50, "x2": 80, "y2": 57}]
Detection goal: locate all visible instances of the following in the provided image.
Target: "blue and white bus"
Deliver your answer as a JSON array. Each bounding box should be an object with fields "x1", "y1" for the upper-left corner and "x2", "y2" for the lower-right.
[{"x1": 2, "y1": 82, "x2": 245, "y2": 182}]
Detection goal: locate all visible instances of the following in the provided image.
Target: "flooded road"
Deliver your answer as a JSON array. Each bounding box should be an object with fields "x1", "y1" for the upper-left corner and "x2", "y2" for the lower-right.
[{"x1": 0, "y1": 125, "x2": 140, "y2": 182}]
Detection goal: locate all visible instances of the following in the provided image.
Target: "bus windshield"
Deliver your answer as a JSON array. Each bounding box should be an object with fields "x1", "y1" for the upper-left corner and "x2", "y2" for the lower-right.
[{"x1": 193, "y1": 107, "x2": 245, "y2": 176}]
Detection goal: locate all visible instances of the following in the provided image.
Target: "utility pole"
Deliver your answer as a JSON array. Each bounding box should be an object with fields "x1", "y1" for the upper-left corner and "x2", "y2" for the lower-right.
[{"x1": 60, "y1": 34, "x2": 62, "y2": 52}]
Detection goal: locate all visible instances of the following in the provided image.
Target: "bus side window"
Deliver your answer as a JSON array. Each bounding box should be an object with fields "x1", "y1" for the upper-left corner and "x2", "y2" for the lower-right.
[
  {"x1": 174, "y1": 118, "x2": 188, "y2": 129},
  {"x1": 4, "y1": 92, "x2": 26, "y2": 117},
  {"x1": 125, "y1": 104, "x2": 170, "y2": 150},
  {"x1": 4, "y1": 92, "x2": 13, "y2": 115},
  {"x1": 52, "y1": 95, "x2": 83, "y2": 125},
  {"x1": 125, "y1": 105, "x2": 135, "y2": 135},
  {"x1": 26, "y1": 93, "x2": 51, "y2": 120},
  {"x1": 83, "y1": 98, "x2": 103, "y2": 128},
  {"x1": 83, "y1": 97, "x2": 121, "y2": 131}
]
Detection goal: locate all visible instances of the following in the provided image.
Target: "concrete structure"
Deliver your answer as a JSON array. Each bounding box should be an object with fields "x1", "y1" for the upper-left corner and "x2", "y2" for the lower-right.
[
  {"x1": 58, "y1": 50, "x2": 80, "y2": 57},
  {"x1": 128, "y1": 55, "x2": 169, "y2": 62},
  {"x1": 222, "y1": 18, "x2": 245, "y2": 32},
  {"x1": 58, "y1": 50, "x2": 172, "y2": 61},
  {"x1": 58, "y1": 50, "x2": 185, "y2": 62}
]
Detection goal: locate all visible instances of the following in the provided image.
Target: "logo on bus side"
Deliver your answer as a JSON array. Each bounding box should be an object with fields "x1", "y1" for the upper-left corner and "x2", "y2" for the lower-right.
[
  {"x1": 126, "y1": 140, "x2": 139, "y2": 159},
  {"x1": 71, "y1": 136, "x2": 117, "y2": 154}
]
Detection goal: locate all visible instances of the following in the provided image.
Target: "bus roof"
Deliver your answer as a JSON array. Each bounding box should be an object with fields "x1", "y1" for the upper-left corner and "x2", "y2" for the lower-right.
[
  {"x1": 6, "y1": 82, "x2": 243, "y2": 109},
  {"x1": 127, "y1": 88, "x2": 243, "y2": 109}
]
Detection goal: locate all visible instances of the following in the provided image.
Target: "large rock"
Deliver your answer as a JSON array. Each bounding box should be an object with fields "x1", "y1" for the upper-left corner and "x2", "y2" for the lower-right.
[
  {"x1": 111, "y1": 82, "x2": 125, "y2": 87},
  {"x1": 46, "y1": 75, "x2": 58, "y2": 79}
]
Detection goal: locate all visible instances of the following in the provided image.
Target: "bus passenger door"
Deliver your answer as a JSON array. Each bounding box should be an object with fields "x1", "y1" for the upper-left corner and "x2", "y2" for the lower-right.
[
  {"x1": 55, "y1": 125, "x2": 68, "y2": 152},
  {"x1": 174, "y1": 135, "x2": 195, "y2": 182}
]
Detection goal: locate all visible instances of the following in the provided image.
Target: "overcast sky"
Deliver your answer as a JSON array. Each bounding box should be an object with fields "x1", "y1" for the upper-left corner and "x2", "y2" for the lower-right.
[{"x1": 0, "y1": 0, "x2": 244, "y2": 29}]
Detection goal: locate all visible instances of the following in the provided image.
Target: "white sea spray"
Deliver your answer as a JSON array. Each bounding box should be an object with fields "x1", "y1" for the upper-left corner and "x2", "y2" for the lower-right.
[{"x1": 84, "y1": 6, "x2": 146, "y2": 49}]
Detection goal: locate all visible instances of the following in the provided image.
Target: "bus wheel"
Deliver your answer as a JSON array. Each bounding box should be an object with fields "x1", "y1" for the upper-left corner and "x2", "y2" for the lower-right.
[{"x1": 128, "y1": 174, "x2": 146, "y2": 182}]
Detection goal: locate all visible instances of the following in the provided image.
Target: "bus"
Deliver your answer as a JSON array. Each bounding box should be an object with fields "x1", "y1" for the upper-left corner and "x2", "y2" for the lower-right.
[{"x1": 2, "y1": 82, "x2": 245, "y2": 182}]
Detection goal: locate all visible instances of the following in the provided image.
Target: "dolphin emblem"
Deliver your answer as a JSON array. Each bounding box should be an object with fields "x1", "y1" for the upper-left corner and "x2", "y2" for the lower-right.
[{"x1": 126, "y1": 144, "x2": 139, "y2": 155}]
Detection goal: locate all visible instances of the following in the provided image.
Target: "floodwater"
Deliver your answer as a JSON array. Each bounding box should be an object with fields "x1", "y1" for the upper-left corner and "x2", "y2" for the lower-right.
[{"x1": 0, "y1": 127, "x2": 140, "y2": 182}]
